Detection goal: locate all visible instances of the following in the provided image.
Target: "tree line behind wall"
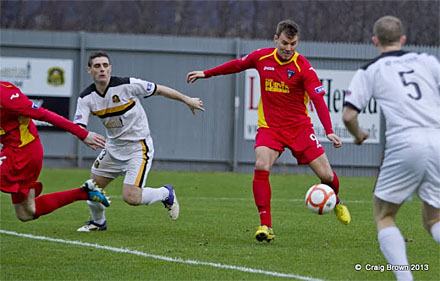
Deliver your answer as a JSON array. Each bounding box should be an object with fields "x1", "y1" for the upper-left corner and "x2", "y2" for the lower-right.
[{"x1": 1, "y1": 0, "x2": 439, "y2": 46}]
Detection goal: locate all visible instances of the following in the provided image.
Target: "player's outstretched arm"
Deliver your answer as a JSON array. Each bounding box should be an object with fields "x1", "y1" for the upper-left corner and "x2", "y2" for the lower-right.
[
  {"x1": 35, "y1": 107, "x2": 106, "y2": 150},
  {"x1": 186, "y1": 71, "x2": 205, "y2": 83},
  {"x1": 156, "y1": 84, "x2": 205, "y2": 115},
  {"x1": 342, "y1": 106, "x2": 369, "y2": 145},
  {"x1": 0, "y1": 82, "x2": 104, "y2": 149},
  {"x1": 82, "y1": 132, "x2": 106, "y2": 150}
]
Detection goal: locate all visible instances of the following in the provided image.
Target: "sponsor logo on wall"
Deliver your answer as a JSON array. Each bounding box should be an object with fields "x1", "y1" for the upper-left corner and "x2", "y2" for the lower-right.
[
  {"x1": 244, "y1": 69, "x2": 381, "y2": 144},
  {"x1": 0, "y1": 57, "x2": 73, "y2": 130}
]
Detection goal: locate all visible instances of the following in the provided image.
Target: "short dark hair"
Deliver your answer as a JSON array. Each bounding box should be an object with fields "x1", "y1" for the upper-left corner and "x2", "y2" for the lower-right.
[
  {"x1": 373, "y1": 16, "x2": 404, "y2": 46},
  {"x1": 276, "y1": 19, "x2": 300, "y2": 38},
  {"x1": 88, "y1": 50, "x2": 110, "y2": 67}
]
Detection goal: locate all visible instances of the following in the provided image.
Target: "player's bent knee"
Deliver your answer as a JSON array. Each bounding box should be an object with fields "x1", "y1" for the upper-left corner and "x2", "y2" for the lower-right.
[
  {"x1": 319, "y1": 172, "x2": 334, "y2": 184},
  {"x1": 423, "y1": 217, "x2": 440, "y2": 233},
  {"x1": 122, "y1": 191, "x2": 142, "y2": 205},
  {"x1": 122, "y1": 184, "x2": 143, "y2": 205},
  {"x1": 421, "y1": 201, "x2": 440, "y2": 233},
  {"x1": 16, "y1": 212, "x2": 34, "y2": 222},
  {"x1": 374, "y1": 215, "x2": 396, "y2": 231},
  {"x1": 17, "y1": 216, "x2": 33, "y2": 222},
  {"x1": 14, "y1": 202, "x2": 36, "y2": 222},
  {"x1": 122, "y1": 195, "x2": 140, "y2": 206},
  {"x1": 373, "y1": 201, "x2": 399, "y2": 230},
  {"x1": 255, "y1": 160, "x2": 270, "y2": 171}
]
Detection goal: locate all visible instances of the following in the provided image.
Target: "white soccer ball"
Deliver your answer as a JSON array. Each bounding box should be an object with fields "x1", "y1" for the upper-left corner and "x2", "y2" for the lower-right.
[{"x1": 305, "y1": 184, "x2": 337, "y2": 215}]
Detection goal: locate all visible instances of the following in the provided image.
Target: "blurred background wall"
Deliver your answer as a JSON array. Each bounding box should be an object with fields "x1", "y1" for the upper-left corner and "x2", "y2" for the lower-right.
[
  {"x1": 1, "y1": 0, "x2": 439, "y2": 46},
  {"x1": 1, "y1": 0, "x2": 439, "y2": 177}
]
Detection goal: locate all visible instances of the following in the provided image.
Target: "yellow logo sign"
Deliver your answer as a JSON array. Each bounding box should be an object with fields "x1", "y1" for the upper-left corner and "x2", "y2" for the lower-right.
[
  {"x1": 47, "y1": 67, "x2": 65, "y2": 86},
  {"x1": 265, "y1": 79, "x2": 290, "y2": 93}
]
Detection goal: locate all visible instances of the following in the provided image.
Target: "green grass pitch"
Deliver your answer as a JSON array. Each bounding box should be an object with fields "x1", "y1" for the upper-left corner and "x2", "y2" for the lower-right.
[{"x1": 1, "y1": 168, "x2": 438, "y2": 280}]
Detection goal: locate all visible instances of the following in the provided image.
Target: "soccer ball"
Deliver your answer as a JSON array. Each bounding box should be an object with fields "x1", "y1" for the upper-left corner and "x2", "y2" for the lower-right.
[{"x1": 305, "y1": 184, "x2": 337, "y2": 215}]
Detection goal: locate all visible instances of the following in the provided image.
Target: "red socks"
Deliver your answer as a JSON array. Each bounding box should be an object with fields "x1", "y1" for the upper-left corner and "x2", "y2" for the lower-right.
[
  {"x1": 252, "y1": 170, "x2": 340, "y2": 226},
  {"x1": 322, "y1": 171, "x2": 340, "y2": 203},
  {"x1": 34, "y1": 188, "x2": 88, "y2": 219},
  {"x1": 253, "y1": 169, "x2": 271, "y2": 227}
]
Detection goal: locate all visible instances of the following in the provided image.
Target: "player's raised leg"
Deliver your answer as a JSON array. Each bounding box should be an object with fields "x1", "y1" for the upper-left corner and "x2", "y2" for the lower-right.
[
  {"x1": 13, "y1": 188, "x2": 38, "y2": 222},
  {"x1": 309, "y1": 154, "x2": 351, "y2": 224},
  {"x1": 14, "y1": 179, "x2": 109, "y2": 222},
  {"x1": 123, "y1": 183, "x2": 180, "y2": 220},
  {"x1": 121, "y1": 148, "x2": 180, "y2": 220}
]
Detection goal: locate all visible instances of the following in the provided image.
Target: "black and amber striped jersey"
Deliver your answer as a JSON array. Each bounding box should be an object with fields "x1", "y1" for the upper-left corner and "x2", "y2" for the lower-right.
[{"x1": 74, "y1": 76, "x2": 156, "y2": 142}]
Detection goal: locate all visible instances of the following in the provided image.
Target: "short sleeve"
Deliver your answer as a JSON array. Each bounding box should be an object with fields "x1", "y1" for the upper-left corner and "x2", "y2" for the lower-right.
[
  {"x1": 345, "y1": 69, "x2": 373, "y2": 112},
  {"x1": 73, "y1": 96, "x2": 91, "y2": 127},
  {"x1": 129, "y1": 78, "x2": 157, "y2": 98}
]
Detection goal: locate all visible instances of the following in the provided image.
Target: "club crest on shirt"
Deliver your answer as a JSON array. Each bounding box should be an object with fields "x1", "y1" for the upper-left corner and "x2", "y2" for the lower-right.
[
  {"x1": 112, "y1": 95, "x2": 120, "y2": 103},
  {"x1": 287, "y1": 69, "x2": 296, "y2": 79}
]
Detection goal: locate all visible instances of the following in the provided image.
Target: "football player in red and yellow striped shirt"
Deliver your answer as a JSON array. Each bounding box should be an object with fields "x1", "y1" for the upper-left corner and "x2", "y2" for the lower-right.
[
  {"x1": 0, "y1": 81, "x2": 108, "y2": 222},
  {"x1": 187, "y1": 20, "x2": 351, "y2": 242}
]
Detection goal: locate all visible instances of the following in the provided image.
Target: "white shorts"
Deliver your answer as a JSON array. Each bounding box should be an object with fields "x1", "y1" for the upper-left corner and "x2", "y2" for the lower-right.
[
  {"x1": 91, "y1": 137, "x2": 154, "y2": 188},
  {"x1": 374, "y1": 129, "x2": 440, "y2": 208}
]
